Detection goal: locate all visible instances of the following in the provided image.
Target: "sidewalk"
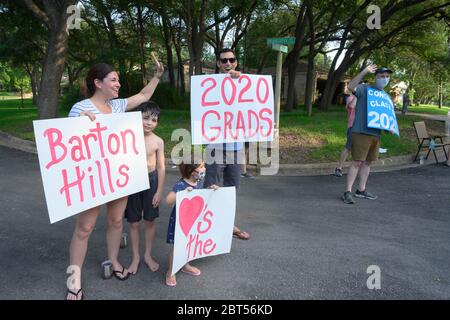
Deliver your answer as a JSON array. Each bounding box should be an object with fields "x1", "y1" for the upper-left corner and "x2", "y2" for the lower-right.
[
  {"x1": 2, "y1": 129, "x2": 446, "y2": 177},
  {"x1": 396, "y1": 111, "x2": 448, "y2": 122}
]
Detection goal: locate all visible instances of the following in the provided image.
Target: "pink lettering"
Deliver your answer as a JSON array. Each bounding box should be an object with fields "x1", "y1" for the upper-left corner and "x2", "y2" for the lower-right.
[{"x1": 44, "y1": 128, "x2": 67, "y2": 169}]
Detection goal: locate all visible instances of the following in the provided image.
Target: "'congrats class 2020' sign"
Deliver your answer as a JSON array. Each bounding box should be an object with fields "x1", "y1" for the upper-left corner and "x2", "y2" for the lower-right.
[
  {"x1": 190, "y1": 73, "x2": 274, "y2": 145},
  {"x1": 366, "y1": 87, "x2": 400, "y2": 136},
  {"x1": 33, "y1": 113, "x2": 149, "y2": 223}
]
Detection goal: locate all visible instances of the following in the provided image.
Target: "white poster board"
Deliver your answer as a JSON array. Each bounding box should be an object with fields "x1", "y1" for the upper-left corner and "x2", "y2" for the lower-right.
[
  {"x1": 33, "y1": 112, "x2": 149, "y2": 223},
  {"x1": 172, "y1": 187, "x2": 236, "y2": 275},
  {"x1": 190, "y1": 73, "x2": 274, "y2": 145}
]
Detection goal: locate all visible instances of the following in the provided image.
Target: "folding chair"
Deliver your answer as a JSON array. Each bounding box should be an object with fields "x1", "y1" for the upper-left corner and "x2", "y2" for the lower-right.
[{"x1": 413, "y1": 121, "x2": 449, "y2": 164}]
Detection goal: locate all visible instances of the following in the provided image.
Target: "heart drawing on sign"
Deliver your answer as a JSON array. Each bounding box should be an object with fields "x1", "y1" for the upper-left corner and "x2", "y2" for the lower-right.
[{"x1": 179, "y1": 196, "x2": 204, "y2": 237}]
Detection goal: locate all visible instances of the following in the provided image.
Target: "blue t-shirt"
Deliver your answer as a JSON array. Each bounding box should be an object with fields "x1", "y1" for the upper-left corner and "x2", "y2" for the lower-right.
[
  {"x1": 166, "y1": 179, "x2": 202, "y2": 244},
  {"x1": 206, "y1": 142, "x2": 244, "y2": 151},
  {"x1": 68, "y1": 98, "x2": 127, "y2": 117},
  {"x1": 351, "y1": 84, "x2": 382, "y2": 137}
]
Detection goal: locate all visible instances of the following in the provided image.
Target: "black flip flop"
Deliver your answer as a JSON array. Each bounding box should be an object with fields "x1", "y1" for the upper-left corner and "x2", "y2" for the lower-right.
[
  {"x1": 66, "y1": 288, "x2": 84, "y2": 300},
  {"x1": 113, "y1": 267, "x2": 130, "y2": 281}
]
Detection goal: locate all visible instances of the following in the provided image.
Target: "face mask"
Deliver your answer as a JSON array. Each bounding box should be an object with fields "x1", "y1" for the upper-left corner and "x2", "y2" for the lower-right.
[
  {"x1": 376, "y1": 77, "x2": 389, "y2": 89},
  {"x1": 193, "y1": 171, "x2": 205, "y2": 181}
]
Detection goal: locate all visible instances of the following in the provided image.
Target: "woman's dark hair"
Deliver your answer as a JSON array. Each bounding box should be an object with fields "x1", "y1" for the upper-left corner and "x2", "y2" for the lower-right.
[
  {"x1": 135, "y1": 101, "x2": 161, "y2": 121},
  {"x1": 84, "y1": 63, "x2": 115, "y2": 97},
  {"x1": 179, "y1": 162, "x2": 202, "y2": 179}
]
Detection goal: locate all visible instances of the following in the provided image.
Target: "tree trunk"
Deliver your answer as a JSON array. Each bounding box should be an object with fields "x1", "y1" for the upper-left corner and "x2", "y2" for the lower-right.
[
  {"x1": 20, "y1": 87, "x2": 24, "y2": 109},
  {"x1": 31, "y1": 63, "x2": 39, "y2": 105},
  {"x1": 192, "y1": 29, "x2": 204, "y2": 75},
  {"x1": 305, "y1": 56, "x2": 315, "y2": 116},
  {"x1": 137, "y1": 5, "x2": 147, "y2": 86},
  {"x1": 304, "y1": 1, "x2": 315, "y2": 116},
  {"x1": 409, "y1": 70, "x2": 417, "y2": 104},
  {"x1": 284, "y1": 58, "x2": 299, "y2": 112},
  {"x1": 173, "y1": 27, "x2": 185, "y2": 95},
  {"x1": 319, "y1": 68, "x2": 345, "y2": 111},
  {"x1": 284, "y1": 3, "x2": 307, "y2": 112},
  {"x1": 38, "y1": 25, "x2": 70, "y2": 119},
  {"x1": 161, "y1": 14, "x2": 175, "y2": 86},
  {"x1": 67, "y1": 65, "x2": 74, "y2": 90},
  {"x1": 21, "y1": 0, "x2": 75, "y2": 117},
  {"x1": 184, "y1": 0, "x2": 207, "y2": 76},
  {"x1": 438, "y1": 76, "x2": 443, "y2": 108}
]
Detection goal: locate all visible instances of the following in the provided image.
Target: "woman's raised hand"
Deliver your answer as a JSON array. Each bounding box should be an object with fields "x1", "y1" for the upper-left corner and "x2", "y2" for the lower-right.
[{"x1": 151, "y1": 52, "x2": 164, "y2": 79}]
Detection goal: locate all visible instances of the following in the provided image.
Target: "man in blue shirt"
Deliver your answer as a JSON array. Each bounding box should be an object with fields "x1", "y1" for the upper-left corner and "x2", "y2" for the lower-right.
[
  {"x1": 203, "y1": 48, "x2": 250, "y2": 240},
  {"x1": 342, "y1": 64, "x2": 393, "y2": 204}
]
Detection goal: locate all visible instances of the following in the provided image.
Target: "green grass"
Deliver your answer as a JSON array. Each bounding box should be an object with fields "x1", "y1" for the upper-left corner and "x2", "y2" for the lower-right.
[
  {"x1": 278, "y1": 107, "x2": 420, "y2": 162},
  {"x1": 0, "y1": 98, "x2": 430, "y2": 163},
  {"x1": 0, "y1": 98, "x2": 191, "y2": 155},
  {"x1": 0, "y1": 91, "x2": 17, "y2": 97},
  {"x1": 406, "y1": 104, "x2": 450, "y2": 115}
]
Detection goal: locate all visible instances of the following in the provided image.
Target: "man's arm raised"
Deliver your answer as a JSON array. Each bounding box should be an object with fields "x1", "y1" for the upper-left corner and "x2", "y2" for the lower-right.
[{"x1": 348, "y1": 64, "x2": 377, "y2": 92}]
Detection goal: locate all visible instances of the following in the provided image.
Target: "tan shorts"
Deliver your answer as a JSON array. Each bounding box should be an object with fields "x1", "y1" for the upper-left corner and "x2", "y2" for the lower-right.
[{"x1": 351, "y1": 133, "x2": 380, "y2": 162}]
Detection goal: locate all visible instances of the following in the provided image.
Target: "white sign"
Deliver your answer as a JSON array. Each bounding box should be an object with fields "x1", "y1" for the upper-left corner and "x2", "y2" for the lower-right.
[
  {"x1": 190, "y1": 73, "x2": 274, "y2": 145},
  {"x1": 172, "y1": 187, "x2": 236, "y2": 275},
  {"x1": 33, "y1": 113, "x2": 149, "y2": 223}
]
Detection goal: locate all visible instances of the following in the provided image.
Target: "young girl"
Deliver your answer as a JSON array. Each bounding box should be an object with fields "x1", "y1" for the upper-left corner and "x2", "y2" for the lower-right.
[{"x1": 165, "y1": 161, "x2": 218, "y2": 287}]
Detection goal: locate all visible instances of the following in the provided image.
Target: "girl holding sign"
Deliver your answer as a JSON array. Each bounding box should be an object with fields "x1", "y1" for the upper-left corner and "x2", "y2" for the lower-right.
[
  {"x1": 65, "y1": 54, "x2": 164, "y2": 300},
  {"x1": 165, "y1": 162, "x2": 218, "y2": 287}
]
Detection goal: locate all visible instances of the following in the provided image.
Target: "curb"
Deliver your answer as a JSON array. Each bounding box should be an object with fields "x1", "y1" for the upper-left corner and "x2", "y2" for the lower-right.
[
  {"x1": 0, "y1": 130, "x2": 37, "y2": 154},
  {"x1": 267, "y1": 154, "x2": 416, "y2": 176},
  {"x1": 0, "y1": 130, "x2": 443, "y2": 176}
]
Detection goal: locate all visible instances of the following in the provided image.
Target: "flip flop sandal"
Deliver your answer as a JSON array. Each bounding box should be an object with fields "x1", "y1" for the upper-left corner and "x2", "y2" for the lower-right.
[
  {"x1": 233, "y1": 230, "x2": 251, "y2": 240},
  {"x1": 181, "y1": 267, "x2": 201, "y2": 276},
  {"x1": 113, "y1": 267, "x2": 130, "y2": 281},
  {"x1": 66, "y1": 288, "x2": 84, "y2": 300},
  {"x1": 166, "y1": 274, "x2": 177, "y2": 287}
]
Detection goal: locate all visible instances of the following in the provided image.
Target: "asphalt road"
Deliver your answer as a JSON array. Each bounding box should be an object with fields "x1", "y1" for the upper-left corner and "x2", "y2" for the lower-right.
[{"x1": 0, "y1": 145, "x2": 449, "y2": 300}]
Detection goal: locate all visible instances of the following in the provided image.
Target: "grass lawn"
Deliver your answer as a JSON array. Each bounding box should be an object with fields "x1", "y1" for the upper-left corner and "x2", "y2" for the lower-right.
[
  {"x1": 0, "y1": 98, "x2": 440, "y2": 164},
  {"x1": 406, "y1": 104, "x2": 450, "y2": 115},
  {"x1": 278, "y1": 106, "x2": 423, "y2": 163},
  {"x1": 0, "y1": 98, "x2": 190, "y2": 155}
]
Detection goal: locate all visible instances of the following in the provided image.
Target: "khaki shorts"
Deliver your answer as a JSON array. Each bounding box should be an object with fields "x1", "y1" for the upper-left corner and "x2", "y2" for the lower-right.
[{"x1": 351, "y1": 133, "x2": 380, "y2": 162}]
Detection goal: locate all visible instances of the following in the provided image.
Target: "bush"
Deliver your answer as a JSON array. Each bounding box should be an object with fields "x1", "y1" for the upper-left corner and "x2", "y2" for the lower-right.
[
  {"x1": 120, "y1": 72, "x2": 189, "y2": 109},
  {"x1": 151, "y1": 82, "x2": 189, "y2": 109},
  {"x1": 60, "y1": 85, "x2": 84, "y2": 116},
  {"x1": 59, "y1": 77, "x2": 189, "y2": 115}
]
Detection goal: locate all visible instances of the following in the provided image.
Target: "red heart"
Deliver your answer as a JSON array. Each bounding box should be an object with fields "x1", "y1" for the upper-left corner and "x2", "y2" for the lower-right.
[{"x1": 179, "y1": 196, "x2": 204, "y2": 237}]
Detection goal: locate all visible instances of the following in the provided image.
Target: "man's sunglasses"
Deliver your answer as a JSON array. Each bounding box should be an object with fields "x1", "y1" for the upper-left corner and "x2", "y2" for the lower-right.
[{"x1": 220, "y1": 58, "x2": 237, "y2": 64}]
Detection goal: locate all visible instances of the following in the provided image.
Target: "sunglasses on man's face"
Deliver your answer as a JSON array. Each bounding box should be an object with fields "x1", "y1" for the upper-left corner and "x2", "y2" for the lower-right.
[{"x1": 220, "y1": 58, "x2": 236, "y2": 64}]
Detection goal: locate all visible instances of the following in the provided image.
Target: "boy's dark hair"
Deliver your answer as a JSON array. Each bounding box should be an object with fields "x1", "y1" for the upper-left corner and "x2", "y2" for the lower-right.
[
  {"x1": 179, "y1": 162, "x2": 202, "y2": 179},
  {"x1": 135, "y1": 101, "x2": 160, "y2": 120},
  {"x1": 217, "y1": 48, "x2": 236, "y2": 60}
]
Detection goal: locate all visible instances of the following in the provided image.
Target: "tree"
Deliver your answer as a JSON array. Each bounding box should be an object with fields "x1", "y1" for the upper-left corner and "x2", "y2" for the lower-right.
[
  {"x1": 318, "y1": 0, "x2": 450, "y2": 111},
  {"x1": 368, "y1": 18, "x2": 450, "y2": 106},
  {"x1": 283, "y1": 1, "x2": 309, "y2": 112},
  {"x1": 19, "y1": 0, "x2": 78, "y2": 119},
  {"x1": 0, "y1": 1, "x2": 46, "y2": 104}
]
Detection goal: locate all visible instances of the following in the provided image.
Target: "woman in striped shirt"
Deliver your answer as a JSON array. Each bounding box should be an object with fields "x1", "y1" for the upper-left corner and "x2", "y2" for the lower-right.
[{"x1": 66, "y1": 55, "x2": 164, "y2": 300}]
